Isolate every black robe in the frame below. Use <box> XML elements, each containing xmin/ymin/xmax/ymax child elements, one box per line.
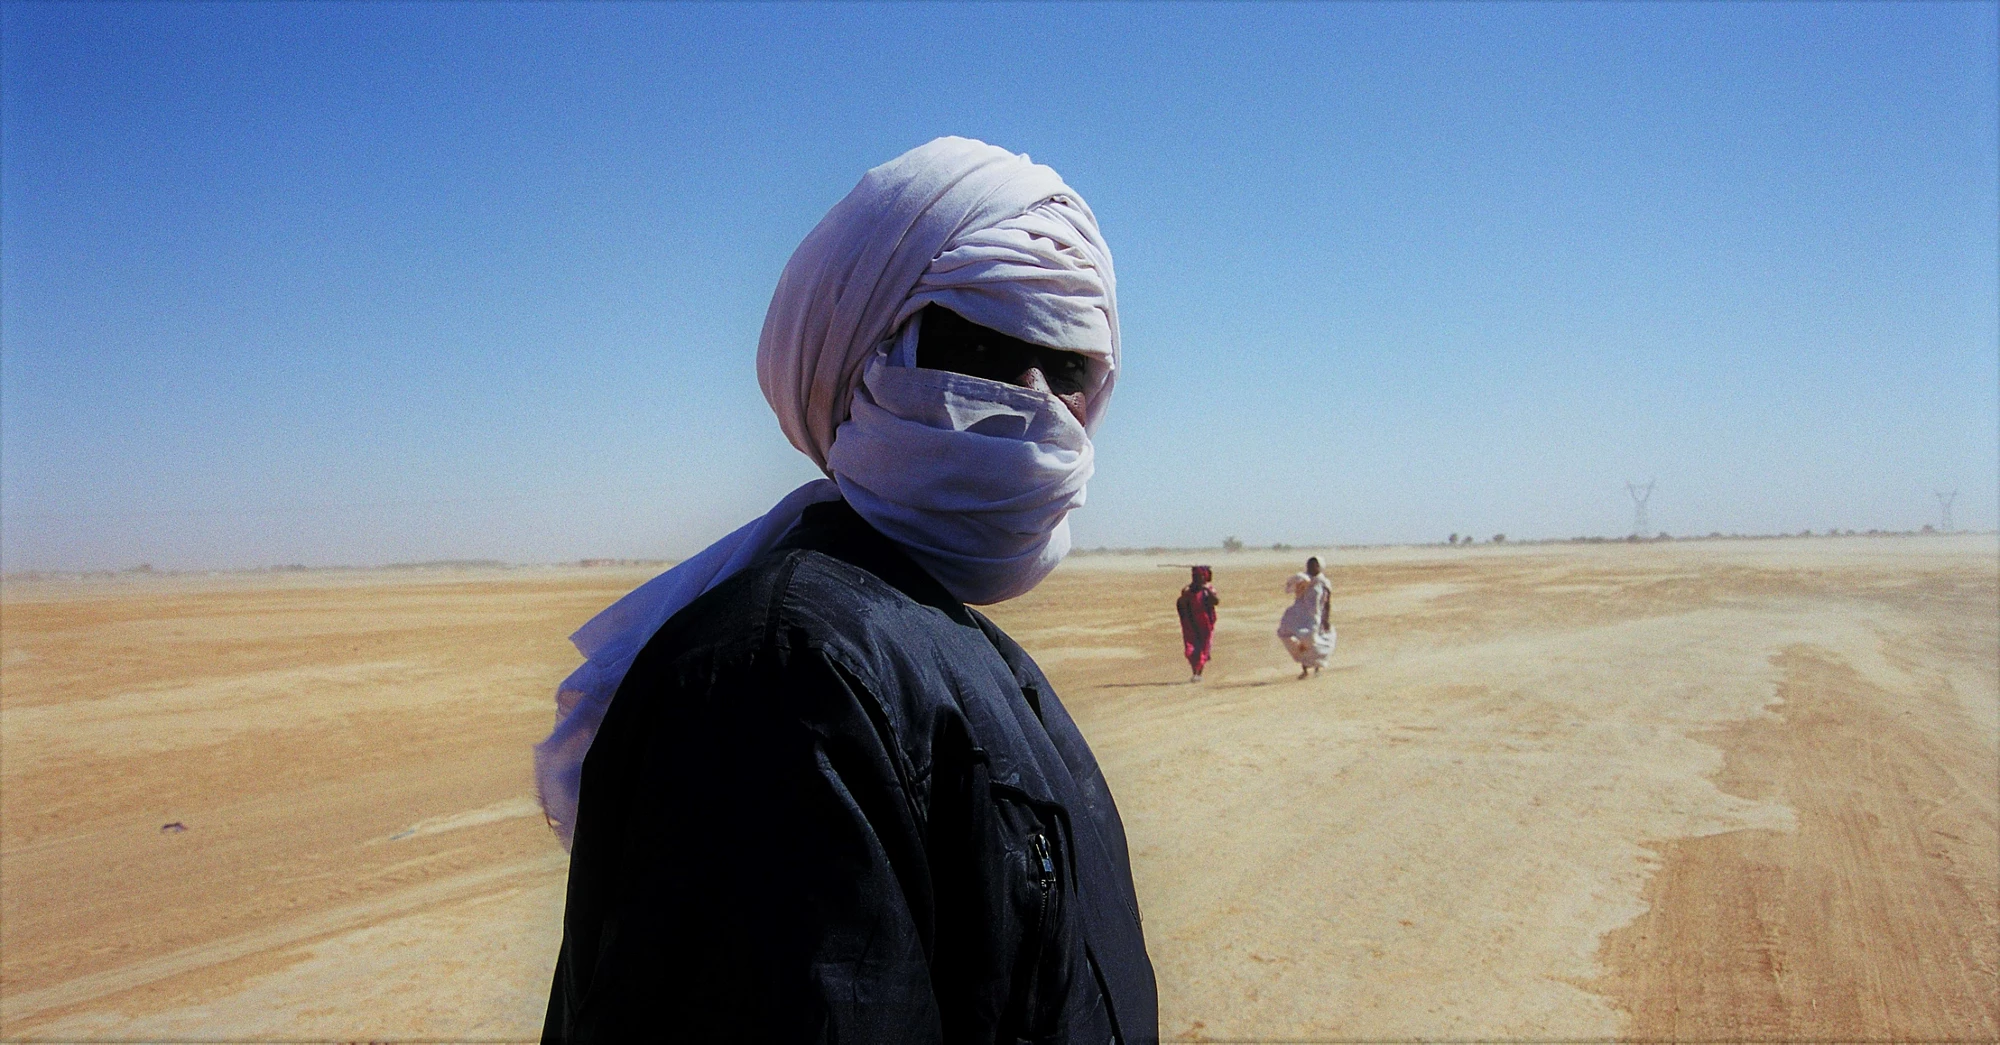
<box><xmin>543</xmin><ymin>500</ymin><xmax>1158</xmax><ymax>1043</ymax></box>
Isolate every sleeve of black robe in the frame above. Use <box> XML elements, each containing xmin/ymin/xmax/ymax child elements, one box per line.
<box><xmin>543</xmin><ymin>644</ymin><xmax>943</xmax><ymax>1044</ymax></box>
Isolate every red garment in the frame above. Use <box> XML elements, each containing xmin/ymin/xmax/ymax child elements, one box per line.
<box><xmin>1176</xmin><ymin>573</ymin><xmax>1219</xmax><ymax>674</ymax></box>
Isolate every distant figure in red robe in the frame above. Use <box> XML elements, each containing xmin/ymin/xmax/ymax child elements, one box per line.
<box><xmin>1176</xmin><ymin>565</ymin><xmax>1220</xmax><ymax>682</ymax></box>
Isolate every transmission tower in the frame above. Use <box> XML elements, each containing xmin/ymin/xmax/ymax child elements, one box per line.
<box><xmin>1626</xmin><ymin>480</ymin><xmax>1655</xmax><ymax>537</ymax></box>
<box><xmin>1936</xmin><ymin>490</ymin><xmax>1957</xmax><ymax>533</ymax></box>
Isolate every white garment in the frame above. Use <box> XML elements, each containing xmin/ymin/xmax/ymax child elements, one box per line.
<box><xmin>1279</xmin><ymin>572</ymin><xmax>1335</xmax><ymax>668</ymax></box>
<box><xmin>533</xmin><ymin>137</ymin><xmax>1116</xmax><ymax>848</ymax></box>
<box><xmin>831</xmin><ymin>341</ymin><xmax>1093</xmax><ymax>605</ymax></box>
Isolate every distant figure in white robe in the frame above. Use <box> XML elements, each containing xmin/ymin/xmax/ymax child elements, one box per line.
<box><xmin>1279</xmin><ymin>556</ymin><xmax>1334</xmax><ymax>678</ymax></box>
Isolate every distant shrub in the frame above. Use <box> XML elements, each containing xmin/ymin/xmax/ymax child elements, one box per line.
<box><xmin>1222</xmin><ymin>536</ymin><xmax>1244</xmax><ymax>552</ymax></box>
<box><xmin>1492</xmin><ymin>534</ymin><xmax>1506</xmax><ymax>544</ymax></box>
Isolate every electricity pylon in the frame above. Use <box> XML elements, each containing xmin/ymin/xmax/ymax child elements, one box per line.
<box><xmin>1936</xmin><ymin>490</ymin><xmax>1957</xmax><ymax>533</ymax></box>
<box><xmin>1627</xmin><ymin>480</ymin><xmax>1655</xmax><ymax>537</ymax></box>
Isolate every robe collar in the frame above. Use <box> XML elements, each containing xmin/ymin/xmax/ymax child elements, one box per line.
<box><xmin>776</xmin><ymin>498</ymin><xmax>981</xmax><ymax>630</ymax></box>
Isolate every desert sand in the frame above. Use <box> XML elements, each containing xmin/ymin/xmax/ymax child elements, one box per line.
<box><xmin>2</xmin><ymin>535</ymin><xmax>1994</xmax><ymax>1041</ymax></box>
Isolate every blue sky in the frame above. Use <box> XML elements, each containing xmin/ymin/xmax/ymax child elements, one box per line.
<box><xmin>3</xmin><ymin>1</ymin><xmax>1995</xmax><ymax>570</ymax></box>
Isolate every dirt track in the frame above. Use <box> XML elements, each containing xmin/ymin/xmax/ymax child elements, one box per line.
<box><xmin>2</xmin><ymin>536</ymin><xmax>1994</xmax><ymax>1041</ymax></box>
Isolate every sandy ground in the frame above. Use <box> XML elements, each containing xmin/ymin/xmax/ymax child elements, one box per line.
<box><xmin>2</xmin><ymin>535</ymin><xmax>1994</xmax><ymax>1042</ymax></box>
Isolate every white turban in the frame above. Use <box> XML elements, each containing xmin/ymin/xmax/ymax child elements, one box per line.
<box><xmin>535</xmin><ymin>137</ymin><xmax>1117</xmax><ymax>848</ymax></box>
<box><xmin>759</xmin><ymin>135</ymin><xmax>1118</xmax><ymax>466</ymax></box>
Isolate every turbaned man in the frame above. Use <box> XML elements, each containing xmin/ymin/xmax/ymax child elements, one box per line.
<box><xmin>535</xmin><ymin>137</ymin><xmax>1157</xmax><ymax>1044</ymax></box>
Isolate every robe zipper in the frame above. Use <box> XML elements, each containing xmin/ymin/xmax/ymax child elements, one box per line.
<box><xmin>1011</xmin><ymin>829</ymin><xmax>1058</xmax><ymax>1038</ymax></box>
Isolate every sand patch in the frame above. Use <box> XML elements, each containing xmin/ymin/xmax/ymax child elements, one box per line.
<box><xmin>379</xmin><ymin>796</ymin><xmax>544</xmax><ymax>843</ymax></box>
<box><xmin>1028</xmin><ymin>645</ymin><xmax>1149</xmax><ymax>665</ymax></box>
<box><xmin>1594</xmin><ymin>644</ymin><xmax>1999</xmax><ymax>1040</ymax></box>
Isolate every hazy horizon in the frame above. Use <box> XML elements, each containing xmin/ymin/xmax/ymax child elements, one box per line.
<box><xmin>5</xmin><ymin>2</ymin><xmax>1995</xmax><ymax>573</ymax></box>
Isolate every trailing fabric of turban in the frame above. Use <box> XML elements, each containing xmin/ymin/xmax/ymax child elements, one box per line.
<box><xmin>535</xmin><ymin>137</ymin><xmax>1117</xmax><ymax>847</ymax></box>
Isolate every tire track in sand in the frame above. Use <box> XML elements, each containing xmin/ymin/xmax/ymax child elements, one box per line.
<box><xmin>1593</xmin><ymin>644</ymin><xmax>1999</xmax><ymax>1039</ymax></box>
<box><xmin>1</xmin><ymin>849</ymin><xmax>566</xmax><ymax>1027</ymax></box>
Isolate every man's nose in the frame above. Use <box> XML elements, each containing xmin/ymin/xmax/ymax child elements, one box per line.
<box><xmin>1015</xmin><ymin>366</ymin><xmax>1090</xmax><ymax>426</ymax></box>
<box><xmin>1014</xmin><ymin>367</ymin><xmax>1052</xmax><ymax>394</ymax></box>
